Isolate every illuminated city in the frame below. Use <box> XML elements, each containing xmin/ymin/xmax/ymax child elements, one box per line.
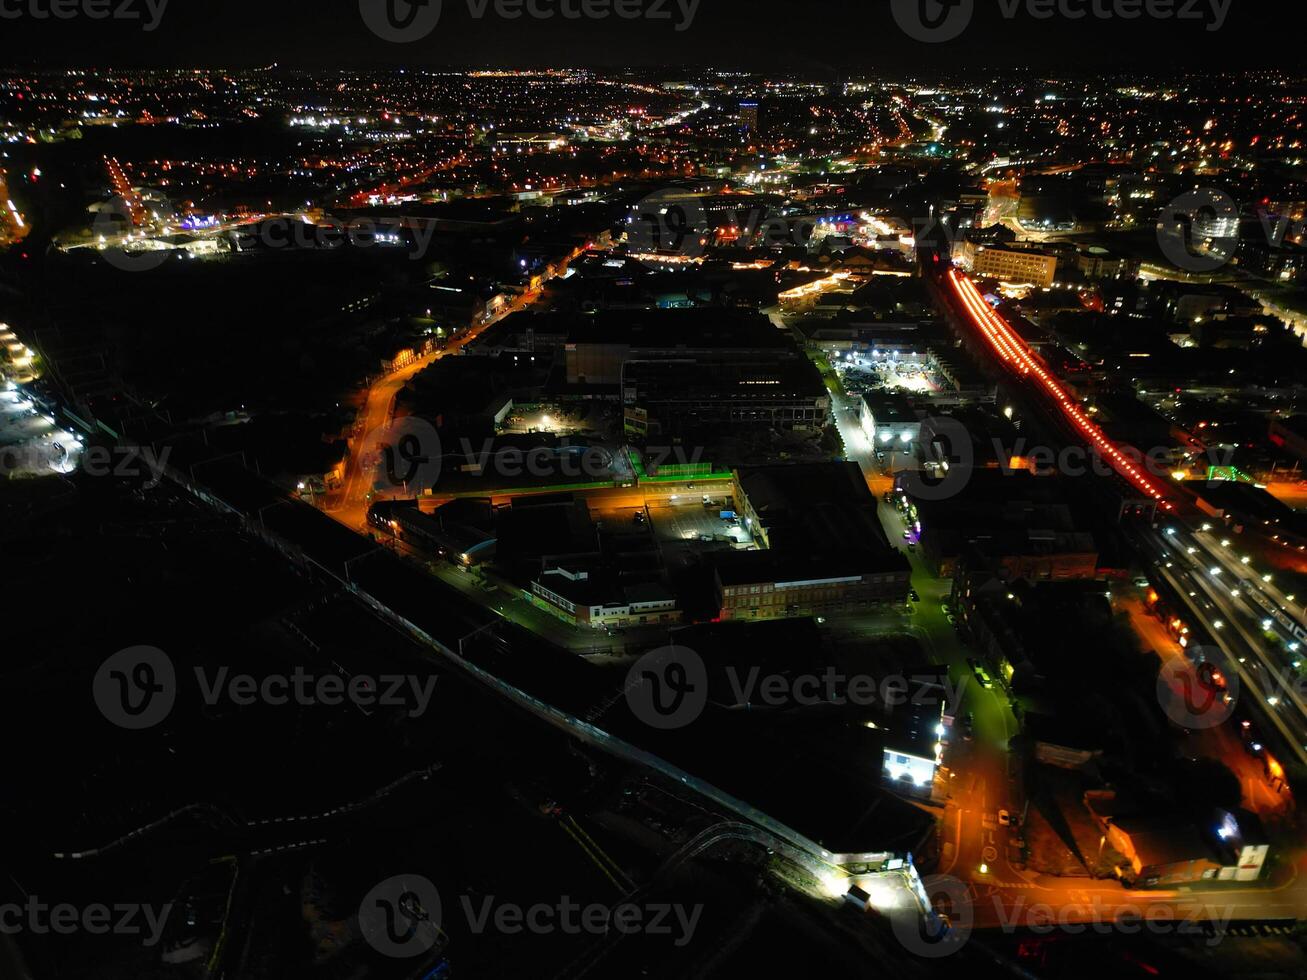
<box><xmin>1</xmin><ymin>3</ymin><xmax>1305</xmax><ymax>979</ymax></box>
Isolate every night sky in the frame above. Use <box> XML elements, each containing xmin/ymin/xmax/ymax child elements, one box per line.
<box><xmin>0</xmin><ymin>0</ymin><xmax>1294</xmax><ymax>72</ymax></box>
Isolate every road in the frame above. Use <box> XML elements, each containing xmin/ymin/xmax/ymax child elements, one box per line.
<box><xmin>329</xmin><ymin>289</ymin><xmax>542</xmax><ymax>530</ymax></box>
<box><xmin>1118</xmin><ymin>593</ymin><xmax>1294</xmax><ymax>823</ymax></box>
<box><xmin>909</xmin><ymin>263</ymin><xmax>1307</xmax><ymax>924</ymax></box>
<box><xmin>1138</xmin><ymin>523</ymin><xmax>1307</xmax><ymax>769</ymax></box>
<box><xmin>825</xmin><ymin>382</ymin><xmax>1028</xmax><ymax>893</ymax></box>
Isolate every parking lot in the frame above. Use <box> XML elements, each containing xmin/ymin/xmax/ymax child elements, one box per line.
<box><xmin>0</xmin><ymin>385</ymin><xmax>83</xmax><ymax>477</ymax></box>
<box><xmin>648</xmin><ymin>498</ymin><xmax>754</xmax><ymax>548</ymax></box>
<box><xmin>832</xmin><ymin>352</ymin><xmax>940</xmax><ymax>395</ymax></box>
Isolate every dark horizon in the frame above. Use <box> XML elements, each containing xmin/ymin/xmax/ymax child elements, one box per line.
<box><xmin>2</xmin><ymin>0</ymin><xmax>1293</xmax><ymax>72</ymax></box>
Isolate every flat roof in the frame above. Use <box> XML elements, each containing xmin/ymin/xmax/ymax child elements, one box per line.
<box><xmin>737</xmin><ymin>461</ymin><xmax>898</xmax><ymax>556</ymax></box>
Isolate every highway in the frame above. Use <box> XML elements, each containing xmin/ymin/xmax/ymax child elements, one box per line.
<box><xmin>1138</xmin><ymin>523</ymin><xmax>1307</xmax><ymax>769</ymax></box>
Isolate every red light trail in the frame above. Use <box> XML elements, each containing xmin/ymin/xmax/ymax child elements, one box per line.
<box><xmin>946</xmin><ymin>266</ymin><xmax>1175</xmax><ymax>511</ymax></box>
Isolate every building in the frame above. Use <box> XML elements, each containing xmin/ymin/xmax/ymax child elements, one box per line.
<box><xmin>1238</xmin><ymin>239</ymin><xmax>1307</xmax><ymax>283</ymax></box>
<box><xmin>738</xmin><ymin>101</ymin><xmax>759</xmax><ymax>132</ymax></box>
<box><xmin>1076</xmin><ymin>245</ymin><xmax>1139</xmax><ymax>281</ymax></box>
<box><xmin>879</xmin><ymin>665</ymin><xmax>950</xmax><ymax>797</ymax></box>
<box><xmin>712</xmin><ymin>462</ymin><xmax>911</xmax><ymax>620</ymax></box>
<box><xmin>529</xmin><ymin>562</ymin><xmax>679</xmax><ymax>630</ymax></box>
<box><xmin>859</xmin><ymin>391</ymin><xmax>921</xmax><ymax>449</ymax></box>
<box><xmin>559</xmin><ymin>309</ymin><xmax>796</xmax><ymax>387</ymax></box>
<box><xmin>622</xmin><ymin>357</ymin><xmax>829</xmax><ymax>437</ymax></box>
<box><xmin>1087</xmin><ymin>799</ymin><xmax>1270</xmax><ymax>888</ymax></box>
<box><xmin>971</xmin><ymin>245</ymin><xmax>1058</xmax><ymax>288</ymax></box>
<box><xmin>911</xmin><ymin>470</ymin><xmax>1100</xmax><ymax>579</ymax></box>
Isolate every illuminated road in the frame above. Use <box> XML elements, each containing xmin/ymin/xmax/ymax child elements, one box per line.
<box><xmin>826</xmin><ymin>379</ymin><xmax>1027</xmax><ymax>892</ymax></box>
<box><xmin>945</xmin><ymin>267</ymin><xmax>1174</xmax><ymax>511</ymax></box>
<box><xmin>1141</xmin><ymin>524</ymin><xmax>1307</xmax><ymax>768</ymax></box>
<box><xmin>937</xmin><ymin>264</ymin><xmax>1307</xmax><ymax>767</ymax></box>
<box><xmin>329</xmin><ymin>290</ymin><xmax>542</xmax><ymax>530</ymax></box>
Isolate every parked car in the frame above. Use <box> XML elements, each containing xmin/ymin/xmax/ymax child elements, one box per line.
<box><xmin>909</xmin><ymin>589</ymin><xmax>921</xmax><ymax>602</ymax></box>
<box><xmin>998</xmin><ymin>809</ymin><xmax>1012</xmax><ymax>827</ymax></box>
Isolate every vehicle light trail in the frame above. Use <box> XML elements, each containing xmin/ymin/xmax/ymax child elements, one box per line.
<box><xmin>946</xmin><ymin>267</ymin><xmax>1174</xmax><ymax>510</ymax></box>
